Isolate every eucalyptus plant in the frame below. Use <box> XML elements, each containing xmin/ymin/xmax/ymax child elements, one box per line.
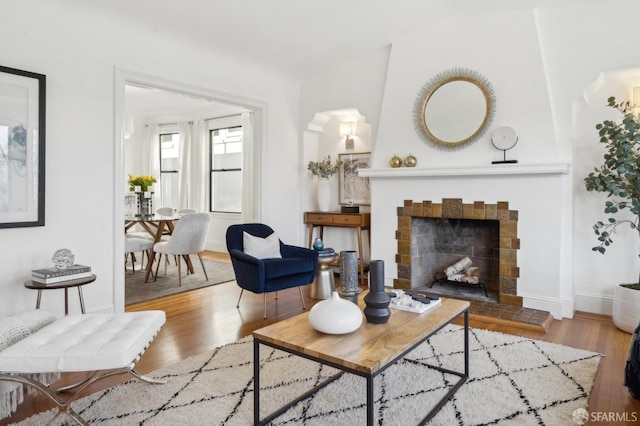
<box><xmin>584</xmin><ymin>96</ymin><xmax>640</xmax><ymax>284</ymax></box>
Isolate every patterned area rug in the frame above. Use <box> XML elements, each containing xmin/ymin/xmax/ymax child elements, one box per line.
<box><xmin>125</xmin><ymin>258</ymin><xmax>236</xmax><ymax>305</ymax></box>
<box><xmin>14</xmin><ymin>325</ymin><xmax>601</xmax><ymax>425</ymax></box>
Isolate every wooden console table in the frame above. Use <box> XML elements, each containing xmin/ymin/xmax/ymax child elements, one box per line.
<box><xmin>304</xmin><ymin>211</ymin><xmax>371</xmax><ymax>285</ymax></box>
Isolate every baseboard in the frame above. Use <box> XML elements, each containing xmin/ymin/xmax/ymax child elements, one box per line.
<box><xmin>519</xmin><ymin>292</ymin><xmax>567</xmax><ymax>319</ymax></box>
<box><xmin>573</xmin><ymin>291</ymin><xmax>613</xmax><ymax>316</ymax></box>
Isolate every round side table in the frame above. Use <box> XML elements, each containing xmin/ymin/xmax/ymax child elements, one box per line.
<box><xmin>310</xmin><ymin>254</ymin><xmax>338</xmax><ymax>300</ymax></box>
<box><xmin>24</xmin><ymin>274</ymin><xmax>96</xmax><ymax>315</ymax></box>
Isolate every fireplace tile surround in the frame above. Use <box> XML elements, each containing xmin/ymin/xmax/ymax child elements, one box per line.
<box><xmin>395</xmin><ymin>198</ymin><xmax>523</xmax><ymax>307</ymax></box>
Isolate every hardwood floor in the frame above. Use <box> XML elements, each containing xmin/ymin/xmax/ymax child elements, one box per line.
<box><xmin>3</xmin><ymin>251</ymin><xmax>640</xmax><ymax>425</ymax></box>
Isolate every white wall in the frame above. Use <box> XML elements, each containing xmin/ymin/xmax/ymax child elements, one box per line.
<box><xmin>0</xmin><ymin>1</ymin><xmax>300</xmax><ymax>316</ymax></box>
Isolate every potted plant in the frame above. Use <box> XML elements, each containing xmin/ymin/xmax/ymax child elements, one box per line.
<box><xmin>307</xmin><ymin>155</ymin><xmax>342</xmax><ymax>212</ymax></box>
<box><xmin>584</xmin><ymin>96</ymin><xmax>640</xmax><ymax>333</ymax></box>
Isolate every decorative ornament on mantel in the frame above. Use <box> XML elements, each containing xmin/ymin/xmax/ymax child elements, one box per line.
<box><xmin>403</xmin><ymin>153</ymin><xmax>417</xmax><ymax>167</ymax></box>
<box><xmin>491</xmin><ymin>126</ymin><xmax>519</xmax><ymax>164</ymax></box>
<box><xmin>389</xmin><ymin>154</ymin><xmax>402</xmax><ymax>168</ymax></box>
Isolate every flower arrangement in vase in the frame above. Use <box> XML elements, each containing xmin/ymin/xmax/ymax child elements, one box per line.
<box><xmin>307</xmin><ymin>155</ymin><xmax>342</xmax><ymax>179</ymax></box>
<box><xmin>128</xmin><ymin>174</ymin><xmax>157</xmax><ymax>192</ymax></box>
<box><xmin>308</xmin><ymin>156</ymin><xmax>342</xmax><ymax>212</ymax></box>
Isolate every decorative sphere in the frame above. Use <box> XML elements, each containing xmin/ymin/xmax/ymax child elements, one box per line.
<box><xmin>312</xmin><ymin>238</ymin><xmax>324</xmax><ymax>251</ymax></box>
<box><xmin>389</xmin><ymin>154</ymin><xmax>402</xmax><ymax>168</ymax></box>
<box><xmin>52</xmin><ymin>248</ymin><xmax>75</xmax><ymax>269</ymax></box>
<box><xmin>404</xmin><ymin>153</ymin><xmax>417</xmax><ymax>167</ymax></box>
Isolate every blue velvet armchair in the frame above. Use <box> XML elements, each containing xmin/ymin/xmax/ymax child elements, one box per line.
<box><xmin>226</xmin><ymin>223</ymin><xmax>318</xmax><ymax>318</ymax></box>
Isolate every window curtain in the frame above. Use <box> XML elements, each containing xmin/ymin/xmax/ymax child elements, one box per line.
<box><xmin>143</xmin><ymin>124</ymin><xmax>160</xmax><ymax>177</ymax></box>
<box><xmin>241</xmin><ymin>111</ymin><xmax>255</xmax><ymax>222</ymax></box>
<box><xmin>174</xmin><ymin>120</ymin><xmax>207</xmax><ymax>212</ymax></box>
<box><xmin>189</xmin><ymin>119</ymin><xmax>207</xmax><ymax>212</ymax></box>
<box><xmin>178</xmin><ymin>122</ymin><xmax>191</xmax><ymax>209</ymax></box>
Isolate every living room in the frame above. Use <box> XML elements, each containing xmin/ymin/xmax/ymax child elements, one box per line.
<box><xmin>1</xmin><ymin>0</ymin><xmax>640</xmax><ymax>423</ymax></box>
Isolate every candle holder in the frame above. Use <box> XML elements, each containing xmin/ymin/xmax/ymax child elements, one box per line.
<box><xmin>338</xmin><ymin>250</ymin><xmax>362</xmax><ymax>304</ymax></box>
<box><xmin>135</xmin><ymin>190</ymin><xmax>154</xmax><ymax>217</ymax></box>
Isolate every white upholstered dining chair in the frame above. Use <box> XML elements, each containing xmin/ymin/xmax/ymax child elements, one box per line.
<box><xmin>125</xmin><ymin>236</ymin><xmax>154</xmax><ymax>274</ymax></box>
<box><xmin>153</xmin><ymin>212</ymin><xmax>210</xmax><ymax>287</ymax></box>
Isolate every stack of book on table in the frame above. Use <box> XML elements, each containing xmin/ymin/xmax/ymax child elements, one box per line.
<box><xmin>31</xmin><ymin>264</ymin><xmax>92</xmax><ymax>284</ymax></box>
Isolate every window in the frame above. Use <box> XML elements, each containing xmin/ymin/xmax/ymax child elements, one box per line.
<box><xmin>159</xmin><ymin>132</ymin><xmax>180</xmax><ymax>208</ymax></box>
<box><xmin>210</xmin><ymin>126</ymin><xmax>242</xmax><ymax>213</ymax></box>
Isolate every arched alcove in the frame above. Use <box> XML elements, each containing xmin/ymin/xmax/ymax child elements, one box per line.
<box><xmin>301</xmin><ymin>108</ymin><xmax>372</xmax><ymax>260</ymax></box>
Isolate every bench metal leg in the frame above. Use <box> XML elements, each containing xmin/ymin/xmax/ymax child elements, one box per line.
<box><xmin>0</xmin><ymin>366</ymin><xmax>166</xmax><ymax>425</ymax></box>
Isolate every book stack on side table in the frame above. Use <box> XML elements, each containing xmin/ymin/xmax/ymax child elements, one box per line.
<box><xmin>31</xmin><ymin>264</ymin><xmax>92</xmax><ymax>285</ymax></box>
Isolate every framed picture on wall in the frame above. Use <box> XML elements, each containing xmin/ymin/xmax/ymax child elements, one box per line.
<box><xmin>339</xmin><ymin>152</ymin><xmax>371</xmax><ymax>205</ymax></box>
<box><xmin>0</xmin><ymin>65</ymin><xmax>46</xmax><ymax>228</ymax></box>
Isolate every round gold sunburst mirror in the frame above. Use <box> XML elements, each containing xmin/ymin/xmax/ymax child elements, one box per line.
<box><xmin>413</xmin><ymin>68</ymin><xmax>495</xmax><ymax>150</ymax></box>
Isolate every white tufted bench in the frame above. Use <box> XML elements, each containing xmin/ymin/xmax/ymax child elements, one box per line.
<box><xmin>0</xmin><ymin>310</ymin><xmax>166</xmax><ymax>425</ymax></box>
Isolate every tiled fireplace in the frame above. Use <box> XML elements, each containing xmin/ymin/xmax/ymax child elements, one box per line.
<box><xmin>394</xmin><ymin>198</ymin><xmax>523</xmax><ymax>307</ymax></box>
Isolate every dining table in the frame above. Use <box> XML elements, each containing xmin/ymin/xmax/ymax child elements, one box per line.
<box><xmin>125</xmin><ymin>213</ymin><xmax>193</xmax><ymax>283</ymax></box>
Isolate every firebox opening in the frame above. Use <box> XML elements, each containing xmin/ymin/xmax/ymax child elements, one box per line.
<box><xmin>411</xmin><ymin>217</ymin><xmax>499</xmax><ymax>303</ymax></box>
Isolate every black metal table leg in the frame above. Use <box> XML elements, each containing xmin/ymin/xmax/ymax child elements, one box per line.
<box><xmin>367</xmin><ymin>374</ymin><xmax>374</xmax><ymax>425</ymax></box>
<box><xmin>254</xmin><ymin>339</ymin><xmax>260</xmax><ymax>425</ymax></box>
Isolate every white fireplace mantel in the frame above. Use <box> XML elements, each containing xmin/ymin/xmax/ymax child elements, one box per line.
<box><xmin>359</xmin><ymin>162</ymin><xmax>570</xmax><ymax>179</ymax></box>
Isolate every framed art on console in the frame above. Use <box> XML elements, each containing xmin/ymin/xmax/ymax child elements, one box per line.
<box><xmin>339</xmin><ymin>152</ymin><xmax>370</xmax><ymax>205</ymax></box>
<box><xmin>0</xmin><ymin>65</ymin><xmax>46</xmax><ymax>228</ymax></box>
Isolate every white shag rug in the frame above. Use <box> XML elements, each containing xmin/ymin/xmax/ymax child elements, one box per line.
<box><xmin>13</xmin><ymin>325</ymin><xmax>601</xmax><ymax>425</ymax></box>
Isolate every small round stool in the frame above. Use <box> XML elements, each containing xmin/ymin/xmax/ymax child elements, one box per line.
<box><xmin>310</xmin><ymin>253</ymin><xmax>338</xmax><ymax>299</ymax></box>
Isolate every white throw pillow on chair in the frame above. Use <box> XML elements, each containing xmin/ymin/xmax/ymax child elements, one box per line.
<box><xmin>243</xmin><ymin>231</ymin><xmax>282</xmax><ymax>259</ymax></box>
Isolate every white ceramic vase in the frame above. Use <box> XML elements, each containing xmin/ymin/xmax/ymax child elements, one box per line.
<box><xmin>612</xmin><ymin>284</ymin><xmax>640</xmax><ymax>333</ymax></box>
<box><xmin>308</xmin><ymin>291</ymin><xmax>363</xmax><ymax>334</ymax></box>
<box><xmin>317</xmin><ymin>177</ymin><xmax>331</xmax><ymax>212</ymax></box>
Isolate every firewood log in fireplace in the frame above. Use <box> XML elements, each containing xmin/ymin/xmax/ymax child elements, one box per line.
<box><xmin>444</xmin><ymin>257</ymin><xmax>481</xmax><ymax>284</ymax></box>
<box><xmin>430</xmin><ymin>256</ymin><xmax>489</xmax><ymax>297</ymax></box>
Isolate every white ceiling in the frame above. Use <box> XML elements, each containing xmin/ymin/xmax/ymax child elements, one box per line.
<box><xmin>74</xmin><ymin>0</ymin><xmax>617</xmax><ymax>115</ymax></box>
<box><xmin>61</xmin><ymin>0</ymin><xmax>614</xmax><ymax>81</ymax></box>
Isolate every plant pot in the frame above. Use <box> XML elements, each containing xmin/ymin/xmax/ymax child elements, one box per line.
<box><xmin>613</xmin><ymin>284</ymin><xmax>640</xmax><ymax>333</ymax></box>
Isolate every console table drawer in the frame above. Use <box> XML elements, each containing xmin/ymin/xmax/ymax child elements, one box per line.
<box><xmin>332</xmin><ymin>214</ymin><xmax>365</xmax><ymax>225</ymax></box>
<box><xmin>305</xmin><ymin>213</ymin><xmax>334</xmax><ymax>224</ymax></box>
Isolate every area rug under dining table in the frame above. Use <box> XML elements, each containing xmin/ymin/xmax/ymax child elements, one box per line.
<box><xmin>14</xmin><ymin>324</ymin><xmax>601</xmax><ymax>425</ymax></box>
<box><xmin>125</xmin><ymin>258</ymin><xmax>236</xmax><ymax>305</ymax></box>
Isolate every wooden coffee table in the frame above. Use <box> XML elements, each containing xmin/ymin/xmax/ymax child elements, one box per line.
<box><xmin>252</xmin><ymin>295</ymin><xmax>469</xmax><ymax>425</ymax></box>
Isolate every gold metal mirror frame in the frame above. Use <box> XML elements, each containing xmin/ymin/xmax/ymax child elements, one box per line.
<box><xmin>413</xmin><ymin>68</ymin><xmax>495</xmax><ymax>150</ymax></box>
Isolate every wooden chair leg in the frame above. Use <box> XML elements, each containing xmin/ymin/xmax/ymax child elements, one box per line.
<box><xmin>263</xmin><ymin>293</ymin><xmax>267</xmax><ymax>319</ymax></box>
<box><xmin>298</xmin><ymin>286</ymin><xmax>306</xmax><ymax>310</ymax></box>
<box><xmin>236</xmin><ymin>289</ymin><xmax>244</xmax><ymax>308</ymax></box>
<box><xmin>154</xmin><ymin>254</ymin><xmax>162</xmax><ymax>282</ymax></box>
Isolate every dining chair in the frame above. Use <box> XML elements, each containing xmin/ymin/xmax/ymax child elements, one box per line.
<box><xmin>125</xmin><ymin>236</ymin><xmax>154</xmax><ymax>274</ymax></box>
<box><xmin>153</xmin><ymin>212</ymin><xmax>210</xmax><ymax>287</ymax></box>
